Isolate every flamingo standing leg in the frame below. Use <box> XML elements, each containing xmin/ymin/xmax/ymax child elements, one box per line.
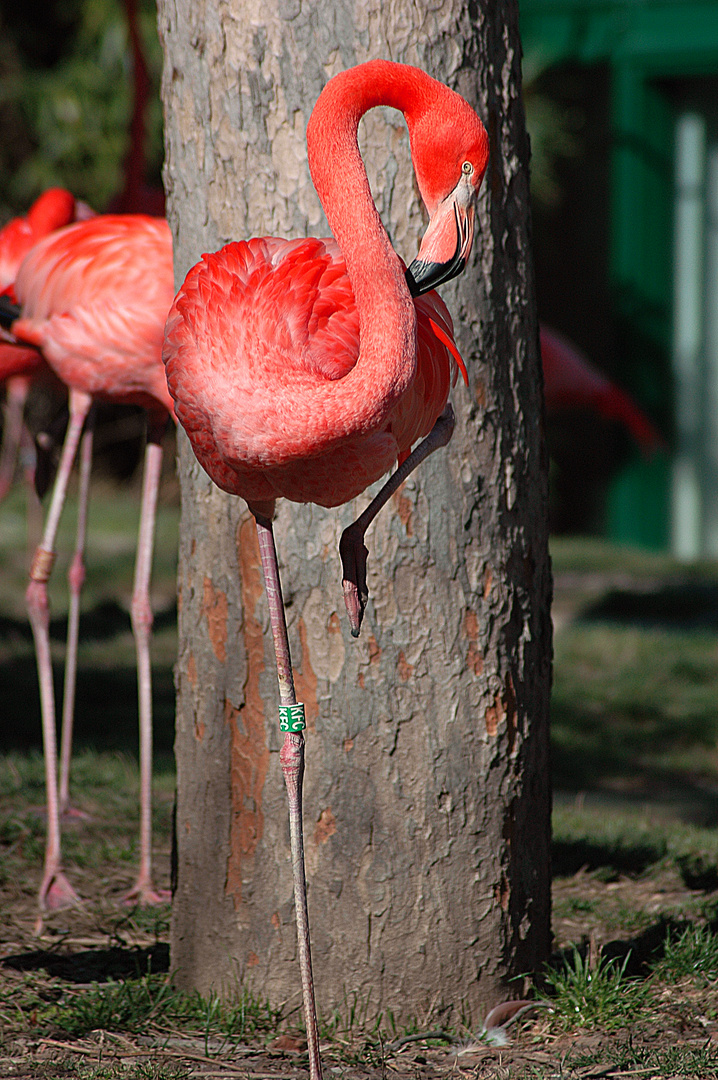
<box><xmin>122</xmin><ymin>415</ymin><xmax>170</xmax><ymax>906</ymax></box>
<box><xmin>0</xmin><ymin>376</ymin><xmax>29</xmax><ymax>500</ymax></box>
<box><xmin>340</xmin><ymin>404</ymin><xmax>455</xmax><ymax>635</ymax></box>
<box><xmin>252</xmin><ymin>507</ymin><xmax>322</xmax><ymax>1080</ymax></box>
<box><xmin>58</xmin><ymin>408</ymin><xmax>95</xmax><ymax>818</ymax></box>
<box><xmin>26</xmin><ymin>387</ymin><xmax>93</xmax><ymax>919</ymax></box>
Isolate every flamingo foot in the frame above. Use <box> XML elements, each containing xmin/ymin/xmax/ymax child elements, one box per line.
<box><xmin>121</xmin><ymin>879</ymin><xmax>171</xmax><ymax>907</ymax></box>
<box><xmin>39</xmin><ymin>869</ymin><xmax>82</xmax><ymax>913</ymax></box>
<box><xmin>339</xmin><ymin>523</ymin><xmax>369</xmax><ymax>637</ymax></box>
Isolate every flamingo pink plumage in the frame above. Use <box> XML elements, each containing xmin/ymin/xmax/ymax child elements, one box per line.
<box><xmin>3</xmin><ymin>213</ymin><xmax>175</xmax><ymax>920</ymax></box>
<box><xmin>163</xmin><ymin>60</ymin><xmax>488</xmax><ymax>1080</ymax></box>
<box><xmin>0</xmin><ymin>188</ymin><xmax>92</xmax><ymax>499</ymax></box>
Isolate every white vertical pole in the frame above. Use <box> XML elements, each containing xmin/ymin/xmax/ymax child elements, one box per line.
<box><xmin>702</xmin><ymin>141</ymin><xmax>718</xmax><ymax>555</ymax></box>
<box><xmin>671</xmin><ymin>112</ymin><xmax>706</xmax><ymax>560</ymax></box>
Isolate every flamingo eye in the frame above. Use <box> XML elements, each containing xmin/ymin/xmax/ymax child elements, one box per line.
<box><xmin>461</xmin><ymin>161</ymin><xmax>473</xmax><ymax>175</ymax></box>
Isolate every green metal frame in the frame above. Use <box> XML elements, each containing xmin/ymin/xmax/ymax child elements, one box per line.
<box><xmin>521</xmin><ymin>0</ymin><xmax>718</xmax><ymax>548</ymax></box>
<box><xmin>520</xmin><ymin>0</ymin><xmax>718</xmax><ymax>76</ymax></box>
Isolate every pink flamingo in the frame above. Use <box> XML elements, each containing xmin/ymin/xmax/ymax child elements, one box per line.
<box><xmin>163</xmin><ymin>60</ymin><xmax>488</xmax><ymax>1079</ymax></box>
<box><xmin>1</xmin><ymin>213</ymin><xmax>175</xmax><ymax>919</ymax></box>
<box><xmin>540</xmin><ymin>325</ymin><xmax>663</xmax><ymax>452</ymax></box>
<box><xmin>0</xmin><ymin>188</ymin><xmax>92</xmax><ymax>500</ymax></box>
<box><xmin>0</xmin><ymin>189</ymin><xmax>98</xmax><ymax>834</ymax></box>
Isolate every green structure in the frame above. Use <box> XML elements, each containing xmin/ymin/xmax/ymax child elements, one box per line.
<box><xmin>520</xmin><ymin>0</ymin><xmax>718</xmax><ymax>553</ymax></box>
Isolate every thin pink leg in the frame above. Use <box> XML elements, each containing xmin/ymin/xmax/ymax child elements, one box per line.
<box><xmin>27</xmin><ymin>388</ymin><xmax>93</xmax><ymax>924</ymax></box>
<box><xmin>0</xmin><ymin>376</ymin><xmax>29</xmax><ymax>500</ymax></box>
<box><xmin>340</xmin><ymin>404</ymin><xmax>455</xmax><ymax>635</ymax></box>
<box><xmin>122</xmin><ymin>416</ymin><xmax>170</xmax><ymax>906</ymax></box>
<box><xmin>58</xmin><ymin>410</ymin><xmax>95</xmax><ymax>818</ymax></box>
<box><xmin>254</xmin><ymin>510</ymin><xmax>323</xmax><ymax>1080</ymax></box>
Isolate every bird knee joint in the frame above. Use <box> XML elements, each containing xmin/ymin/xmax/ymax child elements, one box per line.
<box><xmin>131</xmin><ymin>597</ymin><xmax>154</xmax><ymax>635</ymax></box>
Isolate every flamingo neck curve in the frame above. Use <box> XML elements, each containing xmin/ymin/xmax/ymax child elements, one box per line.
<box><xmin>306</xmin><ymin>61</ymin><xmax>447</xmax><ymax>419</ymax></box>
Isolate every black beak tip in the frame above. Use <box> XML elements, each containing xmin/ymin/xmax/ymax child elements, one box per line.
<box><xmin>405</xmin><ymin>256</ymin><xmax>466</xmax><ymax>298</ymax></box>
<box><xmin>0</xmin><ymin>294</ymin><xmax>20</xmax><ymax>330</ymax></box>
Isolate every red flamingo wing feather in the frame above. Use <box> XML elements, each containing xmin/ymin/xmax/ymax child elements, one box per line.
<box><xmin>164</xmin><ymin>241</ymin><xmax>461</xmax><ymax>507</ymax></box>
<box><xmin>0</xmin><ymin>189</ymin><xmax>81</xmax><ymax>291</ymax></box>
<box><xmin>165</xmin><ymin>237</ymin><xmax>360</xmax><ymax>476</ymax></box>
<box><xmin>388</xmin><ymin>291</ymin><xmax>458</xmax><ymax>465</ymax></box>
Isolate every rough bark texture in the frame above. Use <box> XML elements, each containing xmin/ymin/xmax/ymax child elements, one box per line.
<box><xmin>158</xmin><ymin>0</ymin><xmax>552</xmax><ymax>1024</ymax></box>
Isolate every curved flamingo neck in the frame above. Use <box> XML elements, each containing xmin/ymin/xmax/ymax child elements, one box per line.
<box><xmin>306</xmin><ymin>62</ymin><xmax>443</xmax><ymax>412</ymax></box>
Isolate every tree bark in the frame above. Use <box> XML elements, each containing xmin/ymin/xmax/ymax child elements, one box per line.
<box><xmin>158</xmin><ymin>0</ymin><xmax>552</xmax><ymax>1024</ymax></box>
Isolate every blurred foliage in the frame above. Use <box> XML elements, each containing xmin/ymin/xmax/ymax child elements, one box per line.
<box><xmin>523</xmin><ymin>50</ymin><xmax>584</xmax><ymax>210</ymax></box>
<box><xmin>0</xmin><ymin>0</ymin><xmax>163</xmax><ymax>222</ymax></box>
<box><xmin>0</xmin><ymin>8</ymin><xmax>573</xmax><ymax>222</ymax></box>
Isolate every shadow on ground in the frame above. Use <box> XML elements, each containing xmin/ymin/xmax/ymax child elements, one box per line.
<box><xmin>549</xmin><ymin>913</ymin><xmax>718</xmax><ymax>979</ymax></box>
<box><xmin>583</xmin><ymin>581</ymin><xmax>718</xmax><ymax>631</ymax></box>
<box><xmin>0</xmin><ymin>600</ymin><xmax>177</xmax><ymax>755</ymax></box>
<box><xmin>552</xmin><ymin>575</ymin><xmax>718</xmax><ymax>827</ymax></box>
<box><xmin>2</xmin><ymin>943</ymin><xmax>169</xmax><ymax>983</ymax></box>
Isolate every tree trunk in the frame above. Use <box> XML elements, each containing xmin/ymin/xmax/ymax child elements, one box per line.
<box><xmin>158</xmin><ymin>0</ymin><xmax>552</xmax><ymax>1024</ymax></box>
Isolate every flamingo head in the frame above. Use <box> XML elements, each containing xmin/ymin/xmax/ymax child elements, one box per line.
<box><xmin>405</xmin><ymin>100</ymin><xmax>488</xmax><ymax>296</ymax></box>
<box><xmin>26</xmin><ymin>188</ymin><xmax>78</xmax><ymax>239</ymax></box>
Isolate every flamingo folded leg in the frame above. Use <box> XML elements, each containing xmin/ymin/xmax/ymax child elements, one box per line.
<box><xmin>340</xmin><ymin>403</ymin><xmax>455</xmax><ymax>636</ymax></box>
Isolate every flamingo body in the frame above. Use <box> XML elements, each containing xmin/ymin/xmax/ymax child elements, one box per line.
<box><xmin>13</xmin><ymin>215</ymin><xmax>174</xmax><ymax>418</ymax></box>
<box><xmin>165</xmin><ymin>235</ymin><xmax>461</xmax><ymax>508</ymax></box>
<box><xmin>0</xmin><ymin>189</ymin><xmax>90</xmax><ymax>502</ymax></box>
<box><xmin>540</xmin><ymin>325</ymin><xmax>662</xmax><ymax>452</ymax></box>
<box><xmin>3</xmin><ymin>210</ymin><xmax>176</xmax><ymax>917</ymax></box>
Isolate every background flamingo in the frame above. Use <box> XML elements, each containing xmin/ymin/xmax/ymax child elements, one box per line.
<box><xmin>0</xmin><ymin>188</ymin><xmax>93</xmax><ymax>501</ymax></box>
<box><xmin>164</xmin><ymin>60</ymin><xmax>488</xmax><ymax>1080</ymax></box>
<box><xmin>0</xmin><ymin>213</ymin><xmax>175</xmax><ymax>920</ymax></box>
<box><xmin>540</xmin><ymin>324</ymin><xmax>663</xmax><ymax>451</ymax></box>
<box><xmin>0</xmin><ymin>191</ymin><xmax>98</xmax><ymax>820</ymax></box>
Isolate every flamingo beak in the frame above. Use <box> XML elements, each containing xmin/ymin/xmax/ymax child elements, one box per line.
<box><xmin>405</xmin><ymin>176</ymin><xmax>476</xmax><ymax>297</ymax></box>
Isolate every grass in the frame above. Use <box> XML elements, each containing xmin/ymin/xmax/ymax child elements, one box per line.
<box><xmin>543</xmin><ymin>947</ymin><xmax>647</xmax><ymax>1029</ymax></box>
<box><xmin>40</xmin><ymin>975</ymin><xmax>283</xmax><ymax>1043</ymax></box>
<box><xmin>0</xmin><ymin>478</ymin><xmax>179</xmax><ymax>756</ymax></box>
<box><xmin>1</xmin><ymin>481</ymin><xmax>718</xmax><ymax>1074</ymax></box>
<box><xmin>651</xmin><ymin>923</ymin><xmax>718</xmax><ymax>984</ymax></box>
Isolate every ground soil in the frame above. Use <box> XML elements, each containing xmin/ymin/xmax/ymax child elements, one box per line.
<box><xmin>0</xmin><ymin>850</ymin><xmax>717</xmax><ymax>1079</ymax></box>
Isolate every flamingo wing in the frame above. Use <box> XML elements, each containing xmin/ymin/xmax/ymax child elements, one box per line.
<box><xmin>387</xmin><ymin>290</ymin><xmax>459</xmax><ymax>466</ymax></box>
<box><xmin>0</xmin><ymin>343</ymin><xmax>46</xmax><ymax>381</ymax></box>
<box><xmin>164</xmin><ymin>236</ymin><xmax>463</xmax><ymax>506</ymax></box>
<box><xmin>165</xmin><ymin>237</ymin><xmax>359</xmax><ymax>470</ymax></box>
